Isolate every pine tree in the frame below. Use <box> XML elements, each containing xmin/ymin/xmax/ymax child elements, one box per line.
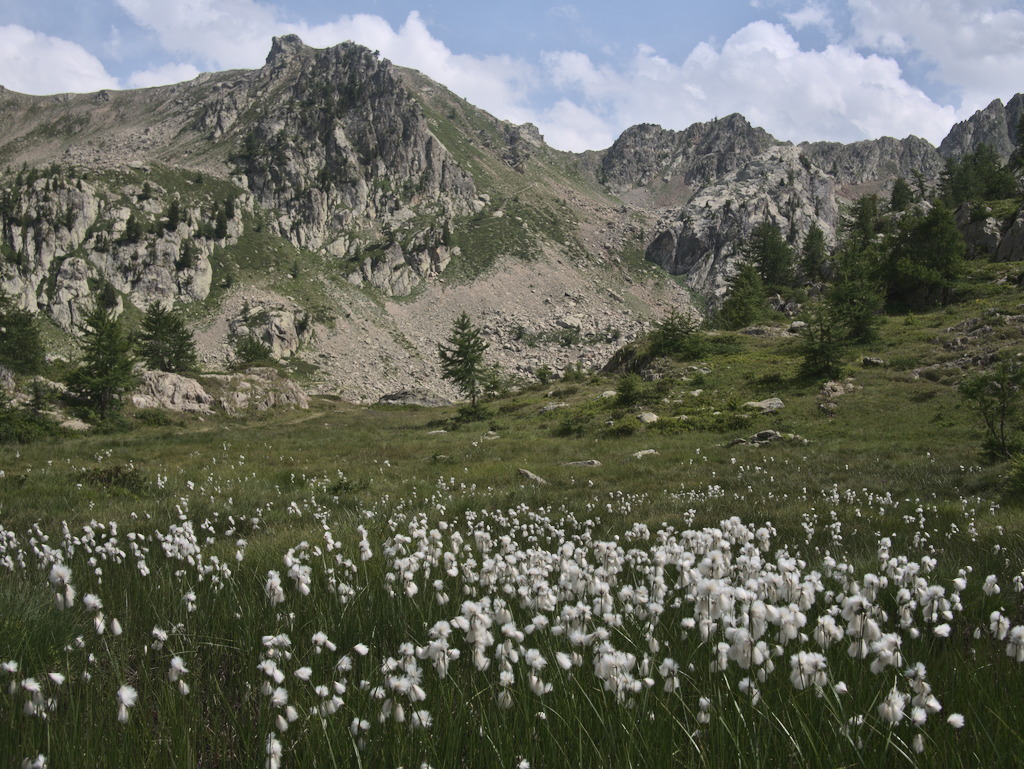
<box><xmin>67</xmin><ymin>305</ymin><xmax>137</xmax><ymax>421</ymax></box>
<box><xmin>883</xmin><ymin>203</ymin><xmax>965</xmax><ymax>310</ymax></box>
<box><xmin>799</xmin><ymin>224</ymin><xmax>827</xmax><ymax>282</ymax></box>
<box><xmin>889</xmin><ymin>178</ymin><xmax>914</xmax><ymax>212</ymax></box>
<box><xmin>716</xmin><ymin>263</ymin><xmax>767</xmax><ymax>330</ymax></box>
<box><xmin>137</xmin><ymin>302</ymin><xmax>198</xmax><ymax>373</ymax></box>
<box><xmin>0</xmin><ymin>290</ymin><xmax>44</xmax><ymax>374</ymax></box>
<box><xmin>438</xmin><ymin>312</ymin><xmax>488</xmax><ymax>407</ymax></box>
<box><xmin>745</xmin><ymin>219</ymin><xmax>793</xmax><ymax>289</ymax></box>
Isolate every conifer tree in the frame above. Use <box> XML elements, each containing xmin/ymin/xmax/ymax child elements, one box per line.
<box><xmin>137</xmin><ymin>302</ymin><xmax>198</xmax><ymax>373</ymax></box>
<box><xmin>438</xmin><ymin>312</ymin><xmax>488</xmax><ymax>407</ymax></box>
<box><xmin>0</xmin><ymin>289</ymin><xmax>44</xmax><ymax>374</ymax></box>
<box><xmin>67</xmin><ymin>305</ymin><xmax>137</xmax><ymax>421</ymax></box>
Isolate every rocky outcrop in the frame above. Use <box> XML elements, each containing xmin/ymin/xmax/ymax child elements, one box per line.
<box><xmin>644</xmin><ymin>144</ymin><xmax>840</xmax><ymax>295</ymax></box>
<box><xmin>1</xmin><ymin>168</ymin><xmax>236</xmax><ymax>329</ymax></box>
<box><xmin>600</xmin><ymin>115</ymin><xmax>777</xmax><ymax>196</ymax></box>
<box><xmin>229</xmin><ymin>302</ymin><xmax>314</xmax><ymax>361</ymax></box>
<box><xmin>132</xmin><ymin>370</ymin><xmax>214</xmax><ymax>413</ymax></box>
<box><xmin>347</xmin><ymin>241</ymin><xmax>456</xmax><ymax>296</ymax></box>
<box><xmin>798</xmin><ymin>135</ymin><xmax>944</xmax><ymax>190</ymax></box>
<box><xmin>201</xmin><ymin>368</ymin><xmax>309</xmax><ymax>413</ymax></box>
<box><xmin>996</xmin><ymin>203</ymin><xmax>1024</xmax><ymax>262</ymax></box>
<box><xmin>939</xmin><ymin>95</ymin><xmax>1024</xmax><ymax>162</ymax></box>
<box><xmin>955</xmin><ymin>203</ymin><xmax>1003</xmax><ymax>259</ymax></box>
<box><xmin>232</xmin><ymin>37</ymin><xmax>476</xmax><ymax>275</ymax></box>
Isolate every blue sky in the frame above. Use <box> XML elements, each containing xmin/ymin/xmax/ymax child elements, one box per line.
<box><xmin>1</xmin><ymin>0</ymin><xmax>1022</xmax><ymax>151</ymax></box>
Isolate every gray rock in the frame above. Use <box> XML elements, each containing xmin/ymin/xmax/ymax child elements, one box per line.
<box><xmin>996</xmin><ymin>203</ymin><xmax>1024</xmax><ymax>262</ymax></box>
<box><xmin>379</xmin><ymin>389</ymin><xmax>450</xmax><ymax>407</ymax></box>
<box><xmin>132</xmin><ymin>371</ymin><xmax>214</xmax><ymax>413</ymax></box>
<box><xmin>862</xmin><ymin>357</ymin><xmax>886</xmax><ymax>367</ymax></box>
<box><xmin>631</xmin><ymin>449</ymin><xmax>658</xmax><ymax>459</ymax></box>
<box><xmin>540</xmin><ymin>402</ymin><xmax>570</xmax><ymax>413</ymax></box>
<box><xmin>564</xmin><ymin>460</ymin><xmax>602</xmax><ymax>467</ymax></box>
<box><xmin>743</xmin><ymin>397</ymin><xmax>784</xmax><ymax>413</ymax></box>
<box><xmin>517</xmin><ymin>468</ymin><xmax>549</xmax><ymax>485</ymax></box>
<box><xmin>637</xmin><ymin>412</ymin><xmax>659</xmax><ymax>424</ymax></box>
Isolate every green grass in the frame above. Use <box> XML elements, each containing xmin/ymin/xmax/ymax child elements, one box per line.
<box><xmin>1</xmin><ymin>265</ymin><xmax>1023</xmax><ymax>768</ymax></box>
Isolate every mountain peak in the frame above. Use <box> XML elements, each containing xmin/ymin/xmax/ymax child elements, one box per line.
<box><xmin>266</xmin><ymin>34</ymin><xmax>307</xmax><ymax>66</ymax></box>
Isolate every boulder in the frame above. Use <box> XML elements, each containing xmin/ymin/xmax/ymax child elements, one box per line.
<box><xmin>996</xmin><ymin>205</ymin><xmax>1024</xmax><ymax>262</ymax></box>
<box><xmin>743</xmin><ymin>397</ymin><xmax>784</xmax><ymax>413</ymax></box>
<box><xmin>637</xmin><ymin>412</ymin><xmax>659</xmax><ymax>424</ymax></box>
<box><xmin>132</xmin><ymin>371</ymin><xmax>214</xmax><ymax>413</ymax></box>
<box><xmin>518</xmin><ymin>468</ymin><xmax>549</xmax><ymax>485</ymax></box>
<box><xmin>379</xmin><ymin>389</ymin><xmax>450</xmax><ymax>407</ymax></box>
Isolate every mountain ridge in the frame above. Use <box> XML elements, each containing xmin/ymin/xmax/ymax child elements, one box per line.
<box><xmin>1</xmin><ymin>36</ymin><xmax>1021</xmax><ymax>401</ymax></box>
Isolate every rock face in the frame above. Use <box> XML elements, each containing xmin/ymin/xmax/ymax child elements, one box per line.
<box><xmin>600</xmin><ymin>116</ymin><xmax>777</xmax><ymax>197</ymax></box>
<box><xmin>996</xmin><ymin>203</ymin><xmax>1024</xmax><ymax>263</ymax></box>
<box><xmin>939</xmin><ymin>95</ymin><xmax>1024</xmax><ymax>162</ymax></box>
<box><xmin>799</xmin><ymin>136</ymin><xmax>944</xmax><ymax>189</ymax></box>
<box><xmin>644</xmin><ymin>144</ymin><xmax>841</xmax><ymax>295</ymax></box>
<box><xmin>1</xmin><ymin>170</ymin><xmax>229</xmax><ymax>329</ymax></box>
<box><xmin>232</xmin><ymin>37</ymin><xmax>475</xmax><ymax>288</ymax></box>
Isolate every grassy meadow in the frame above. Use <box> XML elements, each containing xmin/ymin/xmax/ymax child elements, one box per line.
<box><xmin>1</xmin><ymin>266</ymin><xmax>1023</xmax><ymax>768</ymax></box>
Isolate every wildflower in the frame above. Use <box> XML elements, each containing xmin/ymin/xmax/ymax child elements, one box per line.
<box><xmin>983</xmin><ymin>575</ymin><xmax>1000</xmax><ymax>596</ymax></box>
<box><xmin>877</xmin><ymin>686</ymin><xmax>907</xmax><ymax>725</ymax></box>
<box><xmin>295</xmin><ymin>667</ymin><xmax>313</xmax><ymax>681</ymax></box>
<box><xmin>265</xmin><ymin>571</ymin><xmax>285</xmax><ymax>605</ymax></box>
<box><xmin>270</xmin><ymin>686</ymin><xmax>289</xmax><ymax>708</ymax></box>
<box><xmin>48</xmin><ymin>564</ymin><xmax>75</xmax><ymax>609</ymax></box>
<box><xmin>947</xmin><ymin>713</ymin><xmax>965</xmax><ymax>728</ymax></box>
<box><xmin>354</xmin><ymin>643</ymin><xmax>369</xmax><ymax>656</ymax></box>
<box><xmin>789</xmin><ymin>651</ymin><xmax>828</xmax><ymax>690</ymax></box>
<box><xmin>1006</xmin><ymin>626</ymin><xmax>1024</xmax><ymax>662</ymax></box>
<box><xmin>411</xmin><ymin>709</ymin><xmax>433</xmax><ymax>728</ymax></box>
<box><xmin>117</xmin><ymin>684</ymin><xmax>138</xmax><ymax>724</ymax></box>
<box><xmin>265</xmin><ymin>732</ymin><xmax>283</xmax><ymax>769</ymax></box>
<box><xmin>913</xmin><ymin>733</ymin><xmax>925</xmax><ymax>754</ymax></box>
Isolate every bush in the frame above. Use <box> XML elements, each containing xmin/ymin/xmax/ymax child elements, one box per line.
<box><xmin>960</xmin><ymin>360</ymin><xmax>1023</xmax><ymax>458</ymax></box>
<box><xmin>232</xmin><ymin>335</ymin><xmax>275</xmax><ymax>369</ymax></box>
<box><xmin>0</xmin><ymin>401</ymin><xmax>63</xmax><ymax>444</ymax></box>
<box><xmin>648</xmin><ymin>311</ymin><xmax>709</xmax><ymax>360</ymax></box>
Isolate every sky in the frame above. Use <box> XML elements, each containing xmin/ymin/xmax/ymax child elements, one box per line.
<box><xmin>0</xmin><ymin>0</ymin><xmax>1022</xmax><ymax>152</ymax></box>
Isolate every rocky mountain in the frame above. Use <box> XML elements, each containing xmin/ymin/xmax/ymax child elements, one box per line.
<box><xmin>0</xmin><ymin>37</ymin><xmax>1021</xmax><ymax>402</ymax></box>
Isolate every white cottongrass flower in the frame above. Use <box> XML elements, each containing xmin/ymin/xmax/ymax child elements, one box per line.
<box><xmin>48</xmin><ymin>564</ymin><xmax>75</xmax><ymax>609</ymax></box>
<box><xmin>265</xmin><ymin>732</ymin><xmax>283</xmax><ymax>769</ymax></box>
<box><xmin>877</xmin><ymin>686</ymin><xmax>907</xmax><ymax>725</ymax></box>
<box><xmin>983</xmin><ymin>575</ymin><xmax>1000</xmax><ymax>596</ymax></box>
<box><xmin>116</xmin><ymin>684</ymin><xmax>138</xmax><ymax>724</ymax></box>
<box><xmin>947</xmin><ymin>713</ymin><xmax>965</xmax><ymax>729</ymax></box>
<box><xmin>354</xmin><ymin>643</ymin><xmax>369</xmax><ymax>656</ymax></box>
<box><xmin>789</xmin><ymin>651</ymin><xmax>828</xmax><ymax>691</ymax></box>
<box><xmin>411</xmin><ymin>709</ymin><xmax>433</xmax><ymax>728</ymax></box>
<box><xmin>1005</xmin><ymin>626</ymin><xmax>1024</xmax><ymax>663</ymax></box>
<box><xmin>21</xmin><ymin>756</ymin><xmax>47</xmax><ymax>769</ymax></box>
<box><xmin>265</xmin><ymin>571</ymin><xmax>285</xmax><ymax>605</ymax></box>
<box><xmin>294</xmin><ymin>667</ymin><xmax>313</xmax><ymax>681</ymax></box>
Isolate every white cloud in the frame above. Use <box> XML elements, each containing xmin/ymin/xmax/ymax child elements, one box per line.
<box><xmin>541</xmin><ymin>21</ymin><xmax>957</xmax><ymax>148</ymax></box>
<box><xmin>848</xmin><ymin>0</ymin><xmax>1024</xmax><ymax>115</ymax></box>
<box><xmin>127</xmin><ymin>62</ymin><xmax>201</xmax><ymax>89</ymax></box>
<box><xmin>783</xmin><ymin>2</ymin><xmax>837</xmax><ymax>38</ymax></box>
<box><xmin>0</xmin><ymin>24</ymin><xmax>120</xmax><ymax>94</ymax></box>
<box><xmin>535</xmin><ymin>100</ymin><xmax>615</xmax><ymax>154</ymax></box>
